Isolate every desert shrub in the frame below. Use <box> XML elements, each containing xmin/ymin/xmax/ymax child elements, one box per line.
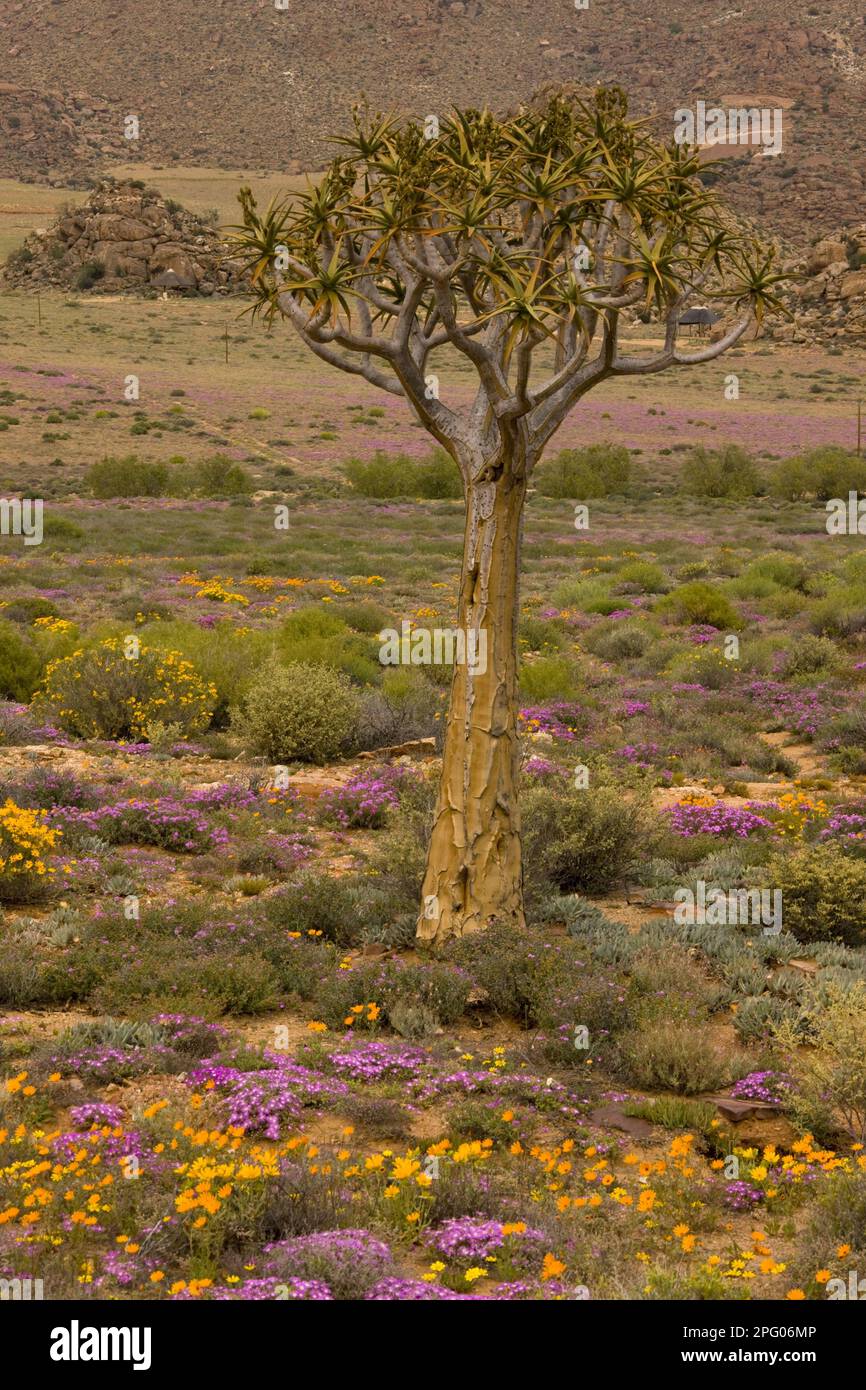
<box><xmin>332</xmin><ymin>600</ymin><xmax>394</xmax><ymax>634</ymax></box>
<box><xmin>733</xmin><ymin>995</ymin><xmax>798</xmax><ymax>1042</ymax></box>
<box><xmin>617</xmin><ymin>1022</ymin><xmax>746</xmax><ymax>1094</ymax></box>
<box><xmin>345</xmin><ymin>448</ymin><xmax>461</xmax><ymax>498</ymax></box>
<box><xmin>0</xmin><ymin>799</ymin><xmax>61</xmax><ymax>903</ymax></box>
<box><xmin>364</xmin><ymin>772</ymin><xmax>436</xmax><ymax>906</ymax></box>
<box><xmin>627</xmin><ymin>945</ymin><xmax>724</xmax><ymax>1022</ymax></box>
<box><xmin>774</xmin><ymin>982</ymin><xmax>866</xmax><ymax>1143</ymax></box>
<box><xmin>0</xmin><ymin>701</ymin><xmax>38</xmax><ymax>746</ymax></box>
<box><xmin>535</xmin><ymin>442</ymin><xmax>633</xmax><ymax>498</ymax></box>
<box><xmin>519</xmin><ymin>655</ymin><xmax>579</xmax><ymax>701</ymax></box>
<box><xmin>766</xmin><ymin>844</ymin><xmax>866</xmax><ymax>946</ymax></box>
<box><xmin>189</xmin><ymin>455</ymin><xmax>252</xmax><ymax>497</ymax></box>
<box><xmin>788</xmin><ymin>1171</ymin><xmax>866</xmax><ymax>1293</ymax></box>
<box><xmin>194</xmin><ymin>955</ymin><xmax>278</xmax><ymax>1014</ymax></box>
<box><xmin>86</xmin><ymin>456</ymin><xmax>170</xmax><ymax>498</ymax></box>
<box><xmin>238</xmin><ymin>661</ymin><xmax>359</xmax><ymax>763</ymax></box>
<box><xmin>656</xmin><ymin>581</ymin><xmax>741</xmax><ymax>630</ymax></box>
<box><xmin>355</xmin><ymin>668</ymin><xmax>440</xmax><ymax>750</ymax></box>
<box><xmin>644</xmin><ymin>1269</ymin><xmax>750</xmax><ymax>1301</ymax></box>
<box><xmin>771</xmin><ymin>446</ymin><xmax>866</xmax><ymax>502</ymax></box>
<box><xmin>34</xmin><ymin>639</ymin><xmax>216</xmax><ymax>740</ymax></box>
<box><xmin>583</xmin><ymin>621</ymin><xmax>653</xmax><ymax>662</ymax></box>
<box><xmin>449</xmin><ymin>922</ymin><xmax>559</xmax><ymax>1020</ymax></box>
<box><xmin>264</xmin><ymin>870</ymin><xmax>367</xmax><ymax>947</ymax></box>
<box><xmin>519</xmin><ymin>614</ymin><xmax>566</xmax><ymax>653</ymax></box>
<box><xmin>315</xmin><ymin>958</ymin><xmax>469</xmax><ymax>1030</ymax></box>
<box><xmin>809</xmin><ymin>585</ymin><xmax>866</xmax><ymax>640</ymax></box>
<box><xmin>0</xmin><ymin>621</ymin><xmax>41</xmax><ymax>700</ymax></box>
<box><xmin>615</xmin><ymin>559</ymin><xmax>668</xmax><ymax>593</ymax></box>
<box><xmin>276</xmin><ymin>609</ymin><xmax>379</xmax><ymax>684</ymax></box>
<box><xmin>744</xmin><ymin>552</ymin><xmax>808</xmax><ymax>591</ymax></box>
<box><xmin>449</xmin><ymin>920</ymin><xmax>627</xmax><ymax>1054</ymax></box>
<box><xmin>522</xmin><ymin>781</ymin><xmax>653</xmax><ymax>900</ymax></box>
<box><xmin>776</xmin><ymin>634</ymin><xmax>840</xmax><ymax>679</ymax></box>
<box><xmin>666</xmin><ymin>645</ymin><xmax>738</xmax><ymax>689</ymax></box>
<box><xmin>73</xmin><ymin>260</ymin><xmax>105</xmax><ymax>290</ymax></box>
<box><xmin>263</xmin><ymin>1229</ymin><xmax>394</xmax><ymax>1299</ymax></box>
<box><xmin>379</xmin><ymin>961</ymin><xmax>471</xmax><ymax>1026</ymax></box>
<box><xmin>140</xmin><ymin>619</ymin><xmax>270</xmax><ymax>723</ymax></box>
<box><xmin>2</xmin><ymin>596</ymin><xmax>59</xmax><ymax>625</ymax></box>
<box><xmin>679</xmin><ymin>444</ymin><xmax>761</xmax><ymax>498</ymax></box>
<box><xmin>819</xmin><ymin>710</ymin><xmax>866</xmax><ymax>766</ymax></box>
<box><xmin>10</xmin><ymin>766</ymin><xmax>100</xmax><ymax>810</ymax></box>
<box><xmin>340</xmin><ymin>1094</ymin><xmax>412</xmax><ymax>1140</ymax></box>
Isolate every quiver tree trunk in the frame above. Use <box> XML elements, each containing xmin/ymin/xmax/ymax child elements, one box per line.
<box><xmin>416</xmin><ymin>462</ymin><xmax>528</xmax><ymax>947</ymax></box>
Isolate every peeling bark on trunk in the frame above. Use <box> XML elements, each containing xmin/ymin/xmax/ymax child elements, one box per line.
<box><xmin>416</xmin><ymin>461</ymin><xmax>527</xmax><ymax>947</ymax></box>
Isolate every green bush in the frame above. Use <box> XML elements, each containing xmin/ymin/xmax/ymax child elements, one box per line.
<box><xmin>86</xmin><ymin>456</ymin><xmax>170</xmax><ymax>498</ymax></box>
<box><xmin>139</xmin><ymin>619</ymin><xmax>271</xmax><ymax>724</ymax></box>
<box><xmin>276</xmin><ymin>608</ymin><xmax>379</xmax><ymax>684</ymax></box>
<box><xmin>73</xmin><ymin>260</ymin><xmax>105</xmax><ymax>291</ymax></box>
<box><xmin>187</xmin><ymin>455</ymin><xmax>253</xmax><ymax>497</ymax></box>
<box><xmin>766</xmin><ymin>844</ymin><xmax>866</xmax><ymax>946</ymax></box>
<box><xmin>0</xmin><ymin>621</ymin><xmax>41</xmax><ymax>700</ymax></box>
<box><xmin>744</xmin><ymin>552</ymin><xmax>808</xmax><ymax>591</ymax></box>
<box><xmin>34</xmin><ymin>639</ymin><xmax>216</xmax><ymax>740</ymax></box>
<box><xmin>774</xmin><ymin>983</ymin><xmax>866</xmax><ymax>1143</ymax></box>
<box><xmin>618</xmin><ymin>1021</ymin><xmax>746</xmax><ymax>1094</ymax></box>
<box><xmin>2</xmin><ymin>597</ymin><xmax>59</xmax><ymax>625</ymax></box>
<box><xmin>264</xmin><ymin>870</ymin><xmax>365</xmax><ymax>947</ymax></box>
<box><xmin>522</xmin><ymin>782</ymin><xmax>652</xmax><ymax>900</ymax></box>
<box><xmin>239</xmin><ymin>660</ymin><xmax>359</xmax><ymax>763</ymax></box>
<box><xmin>616</xmin><ymin>559</ymin><xmax>668</xmax><ymax>593</ymax></box>
<box><xmin>656</xmin><ymin>580</ymin><xmax>741</xmax><ymax>630</ymax></box>
<box><xmin>535</xmin><ymin>442</ymin><xmax>633</xmax><ymax>498</ymax></box>
<box><xmin>771</xmin><ymin>446</ymin><xmax>866</xmax><ymax>502</ymax></box>
<box><xmin>355</xmin><ymin>668</ymin><xmax>441</xmax><ymax>750</ymax></box>
<box><xmin>583</xmin><ymin>621</ymin><xmax>654</xmax><ymax>662</ymax></box>
<box><xmin>776</xmin><ymin>634</ymin><xmax>840</xmax><ymax>680</ymax></box>
<box><xmin>86</xmin><ymin>454</ymin><xmax>251</xmax><ymax>500</ymax></box>
<box><xmin>789</xmin><ymin>1170</ymin><xmax>866</xmax><ymax>1291</ymax></box>
<box><xmin>519</xmin><ymin>655</ymin><xmax>579</xmax><ymax>701</ymax></box>
<box><xmin>315</xmin><ymin>959</ymin><xmax>469</xmax><ymax>1030</ymax></box>
<box><xmin>345</xmin><ymin>448</ymin><xmax>462</xmax><ymax>498</ymax></box>
<box><xmin>679</xmin><ymin>444</ymin><xmax>761</xmax><ymax>498</ymax></box>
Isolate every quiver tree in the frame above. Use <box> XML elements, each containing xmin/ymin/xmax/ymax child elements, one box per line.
<box><xmin>231</xmin><ymin>86</ymin><xmax>788</xmax><ymax>947</ymax></box>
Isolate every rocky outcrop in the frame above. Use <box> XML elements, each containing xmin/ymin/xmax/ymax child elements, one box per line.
<box><xmin>1</xmin><ymin>180</ymin><xmax>242</xmax><ymax>296</ymax></box>
<box><xmin>768</xmin><ymin>225</ymin><xmax>866</xmax><ymax>345</ymax></box>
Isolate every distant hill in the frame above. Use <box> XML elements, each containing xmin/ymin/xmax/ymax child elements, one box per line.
<box><xmin>1</xmin><ymin>0</ymin><xmax>865</xmax><ymax>247</ymax></box>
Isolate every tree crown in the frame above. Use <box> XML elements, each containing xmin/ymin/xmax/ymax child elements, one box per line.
<box><xmin>231</xmin><ymin>87</ymin><xmax>788</xmax><ymax>478</ymax></box>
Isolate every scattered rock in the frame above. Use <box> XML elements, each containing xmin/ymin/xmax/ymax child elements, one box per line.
<box><xmin>589</xmin><ymin>1104</ymin><xmax>654</xmax><ymax>1139</ymax></box>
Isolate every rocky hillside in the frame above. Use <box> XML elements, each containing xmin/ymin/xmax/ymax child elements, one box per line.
<box><xmin>1</xmin><ymin>181</ymin><xmax>239</xmax><ymax>296</ymax></box>
<box><xmin>0</xmin><ymin>1</ymin><xmax>865</xmax><ymax>245</ymax></box>
<box><xmin>0</xmin><ymin>82</ymin><xmax>129</xmax><ymax>185</ymax></box>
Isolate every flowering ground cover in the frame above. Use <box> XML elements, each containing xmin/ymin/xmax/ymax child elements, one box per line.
<box><xmin>2</xmin><ymin>289</ymin><xmax>866</xmax><ymax>1303</ymax></box>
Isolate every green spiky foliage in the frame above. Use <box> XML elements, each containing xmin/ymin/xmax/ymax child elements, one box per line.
<box><xmin>229</xmin><ymin>87</ymin><xmax>787</xmax><ymax>476</ymax></box>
